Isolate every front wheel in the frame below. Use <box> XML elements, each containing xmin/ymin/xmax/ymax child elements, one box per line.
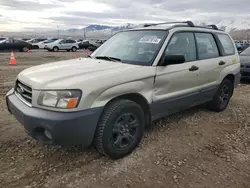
<box><xmin>207</xmin><ymin>79</ymin><xmax>233</xmax><ymax>112</ymax></box>
<box><xmin>53</xmin><ymin>46</ymin><xmax>59</xmax><ymax>52</ymax></box>
<box><xmin>72</xmin><ymin>46</ymin><xmax>77</xmax><ymax>52</ymax></box>
<box><xmin>94</xmin><ymin>99</ymin><xmax>145</xmax><ymax>159</ymax></box>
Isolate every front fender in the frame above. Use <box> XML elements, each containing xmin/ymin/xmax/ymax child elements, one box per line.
<box><xmin>91</xmin><ymin>79</ymin><xmax>154</xmax><ymax>108</ymax></box>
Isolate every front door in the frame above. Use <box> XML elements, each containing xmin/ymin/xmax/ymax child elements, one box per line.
<box><xmin>58</xmin><ymin>40</ymin><xmax>68</xmax><ymax>50</ymax></box>
<box><xmin>152</xmin><ymin>32</ymin><xmax>202</xmax><ymax>120</ymax></box>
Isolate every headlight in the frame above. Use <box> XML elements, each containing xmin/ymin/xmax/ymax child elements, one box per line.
<box><xmin>38</xmin><ymin>90</ymin><xmax>82</xmax><ymax>109</ymax></box>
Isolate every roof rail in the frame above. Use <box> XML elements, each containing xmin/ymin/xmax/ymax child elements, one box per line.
<box><xmin>143</xmin><ymin>21</ymin><xmax>195</xmax><ymax>28</ymax></box>
<box><xmin>207</xmin><ymin>24</ymin><xmax>219</xmax><ymax>30</ymax></box>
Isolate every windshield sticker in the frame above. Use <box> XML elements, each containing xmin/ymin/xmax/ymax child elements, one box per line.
<box><xmin>139</xmin><ymin>36</ymin><xmax>161</xmax><ymax>44</ymax></box>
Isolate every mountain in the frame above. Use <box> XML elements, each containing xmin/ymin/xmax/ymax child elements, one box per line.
<box><xmin>67</xmin><ymin>23</ymin><xmax>139</xmax><ymax>33</ymax></box>
<box><xmin>65</xmin><ymin>20</ymin><xmax>250</xmax><ymax>40</ymax></box>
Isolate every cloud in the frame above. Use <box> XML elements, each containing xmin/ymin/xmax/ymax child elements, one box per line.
<box><xmin>0</xmin><ymin>0</ymin><xmax>64</xmax><ymax>11</ymax></box>
<box><xmin>1</xmin><ymin>0</ymin><xmax>250</xmax><ymax>31</ymax></box>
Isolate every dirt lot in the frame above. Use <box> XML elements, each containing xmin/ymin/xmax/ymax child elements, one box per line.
<box><xmin>0</xmin><ymin>51</ymin><xmax>249</xmax><ymax>188</ymax></box>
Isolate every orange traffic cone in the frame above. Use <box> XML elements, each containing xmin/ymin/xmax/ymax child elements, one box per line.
<box><xmin>9</xmin><ymin>51</ymin><xmax>16</xmax><ymax>65</ymax></box>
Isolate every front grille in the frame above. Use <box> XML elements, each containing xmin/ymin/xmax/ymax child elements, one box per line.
<box><xmin>15</xmin><ymin>80</ymin><xmax>32</xmax><ymax>105</ymax></box>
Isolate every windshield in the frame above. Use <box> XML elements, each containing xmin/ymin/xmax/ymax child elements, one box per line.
<box><xmin>91</xmin><ymin>30</ymin><xmax>167</xmax><ymax>66</ymax></box>
<box><xmin>44</xmin><ymin>39</ymin><xmax>57</xmax><ymax>44</ymax></box>
<box><xmin>241</xmin><ymin>46</ymin><xmax>250</xmax><ymax>56</ymax></box>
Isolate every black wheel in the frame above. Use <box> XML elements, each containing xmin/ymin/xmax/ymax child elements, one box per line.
<box><xmin>53</xmin><ymin>46</ymin><xmax>59</xmax><ymax>52</ymax></box>
<box><xmin>72</xmin><ymin>46</ymin><xmax>77</xmax><ymax>52</ymax></box>
<box><xmin>22</xmin><ymin>47</ymin><xmax>29</xmax><ymax>52</ymax></box>
<box><xmin>94</xmin><ymin>99</ymin><xmax>145</xmax><ymax>159</ymax></box>
<box><xmin>207</xmin><ymin>79</ymin><xmax>233</xmax><ymax>112</ymax></box>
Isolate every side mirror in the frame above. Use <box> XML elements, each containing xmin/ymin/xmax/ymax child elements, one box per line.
<box><xmin>162</xmin><ymin>54</ymin><xmax>185</xmax><ymax>66</ymax></box>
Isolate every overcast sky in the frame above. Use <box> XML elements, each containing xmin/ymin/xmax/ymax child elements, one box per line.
<box><xmin>0</xmin><ymin>0</ymin><xmax>249</xmax><ymax>31</ymax></box>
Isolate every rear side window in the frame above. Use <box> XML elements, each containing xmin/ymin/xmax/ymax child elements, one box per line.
<box><xmin>217</xmin><ymin>34</ymin><xmax>235</xmax><ymax>55</ymax></box>
<box><xmin>195</xmin><ymin>33</ymin><xmax>219</xmax><ymax>60</ymax></box>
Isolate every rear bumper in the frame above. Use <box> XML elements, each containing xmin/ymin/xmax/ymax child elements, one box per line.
<box><xmin>6</xmin><ymin>88</ymin><xmax>103</xmax><ymax>146</ymax></box>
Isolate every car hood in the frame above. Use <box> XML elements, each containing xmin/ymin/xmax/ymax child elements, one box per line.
<box><xmin>18</xmin><ymin>58</ymin><xmax>143</xmax><ymax>89</ymax></box>
<box><xmin>240</xmin><ymin>55</ymin><xmax>250</xmax><ymax>65</ymax></box>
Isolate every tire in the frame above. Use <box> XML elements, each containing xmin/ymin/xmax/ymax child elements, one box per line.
<box><xmin>22</xmin><ymin>47</ymin><xmax>29</xmax><ymax>52</ymax></box>
<box><xmin>207</xmin><ymin>79</ymin><xmax>233</xmax><ymax>112</ymax></box>
<box><xmin>94</xmin><ymin>99</ymin><xmax>145</xmax><ymax>159</ymax></box>
<box><xmin>72</xmin><ymin>46</ymin><xmax>77</xmax><ymax>52</ymax></box>
<box><xmin>53</xmin><ymin>46</ymin><xmax>59</xmax><ymax>52</ymax></box>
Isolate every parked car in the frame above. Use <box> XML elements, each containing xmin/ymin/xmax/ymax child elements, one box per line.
<box><xmin>32</xmin><ymin>38</ymin><xmax>58</xmax><ymax>49</ymax></box>
<box><xmin>0</xmin><ymin>37</ymin><xmax>8</xmax><ymax>43</ymax></box>
<box><xmin>6</xmin><ymin>21</ymin><xmax>240</xmax><ymax>159</ymax></box>
<box><xmin>44</xmin><ymin>39</ymin><xmax>79</xmax><ymax>52</ymax></box>
<box><xmin>240</xmin><ymin>46</ymin><xmax>250</xmax><ymax>79</ymax></box>
<box><xmin>78</xmin><ymin>40</ymin><xmax>90</xmax><ymax>49</ymax></box>
<box><xmin>28</xmin><ymin>38</ymin><xmax>47</xmax><ymax>44</ymax></box>
<box><xmin>76</xmin><ymin>39</ymin><xmax>83</xmax><ymax>44</ymax></box>
<box><xmin>0</xmin><ymin>38</ymin><xmax>32</xmax><ymax>52</ymax></box>
<box><xmin>21</xmin><ymin>38</ymin><xmax>31</xmax><ymax>42</ymax></box>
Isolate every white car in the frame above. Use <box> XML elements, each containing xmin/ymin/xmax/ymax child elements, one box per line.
<box><xmin>32</xmin><ymin>39</ymin><xmax>58</xmax><ymax>49</ymax></box>
<box><xmin>44</xmin><ymin>39</ymin><xmax>79</xmax><ymax>52</ymax></box>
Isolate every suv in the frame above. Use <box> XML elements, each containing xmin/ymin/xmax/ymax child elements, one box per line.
<box><xmin>6</xmin><ymin>21</ymin><xmax>240</xmax><ymax>159</ymax></box>
<box><xmin>44</xmin><ymin>39</ymin><xmax>78</xmax><ymax>52</ymax></box>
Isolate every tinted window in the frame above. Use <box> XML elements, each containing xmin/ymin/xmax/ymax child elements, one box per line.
<box><xmin>217</xmin><ymin>34</ymin><xmax>235</xmax><ymax>55</ymax></box>
<box><xmin>195</xmin><ymin>33</ymin><xmax>219</xmax><ymax>60</ymax></box>
<box><xmin>60</xmin><ymin>40</ymin><xmax>66</xmax><ymax>43</ymax></box>
<box><xmin>66</xmin><ymin>40</ymin><xmax>75</xmax><ymax>43</ymax></box>
<box><xmin>165</xmin><ymin>32</ymin><xmax>196</xmax><ymax>62</ymax></box>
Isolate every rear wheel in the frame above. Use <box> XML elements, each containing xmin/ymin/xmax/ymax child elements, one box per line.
<box><xmin>94</xmin><ymin>99</ymin><xmax>145</xmax><ymax>159</ymax></box>
<box><xmin>53</xmin><ymin>46</ymin><xmax>59</xmax><ymax>52</ymax></box>
<box><xmin>72</xmin><ymin>46</ymin><xmax>77</xmax><ymax>52</ymax></box>
<box><xmin>207</xmin><ymin>79</ymin><xmax>233</xmax><ymax>112</ymax></box>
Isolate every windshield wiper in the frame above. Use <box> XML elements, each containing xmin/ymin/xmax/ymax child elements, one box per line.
<box><xmin>95</xmin><ymin>56</ymin><xmax>121</xmax><ymax>62</ymax></box>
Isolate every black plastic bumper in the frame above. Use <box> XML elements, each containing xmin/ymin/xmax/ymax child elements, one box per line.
<box><xmin>240</xmin><ymin>69</ymin><xmax>250</xmax><ymax>79</ymax></box>
<box><xmin>6</xmin><ymin>89</ymin><xmax>103</xmax><ymax>146</ymax></box>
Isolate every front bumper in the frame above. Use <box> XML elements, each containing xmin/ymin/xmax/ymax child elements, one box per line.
<box><xmin>240</xmin><ymin>68</ymin><xmax>250</xmax><ymax>79</ymax></box>
<box><xmin>6</xmin><ymin>89</ymin><xmax>103</xmax><ymax>146</ymax></box>
<box><xmin>44</xmin><ymin>46</ymin><xmax>52</xmax><ymax>50</ymax></box>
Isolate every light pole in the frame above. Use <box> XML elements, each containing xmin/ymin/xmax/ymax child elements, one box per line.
<box><xmin>57</xmin><ymin>25</ymin><xmax>59</xmax><ymax>38</ymax></box>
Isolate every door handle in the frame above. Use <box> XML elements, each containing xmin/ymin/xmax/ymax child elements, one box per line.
<box><xmin>219</xmin><ymin>61</ymin><xmax>226</xmax><ymax>66</ymax></box>
<box><xmin>189</xmin><ymin>65</ymin><xmax>199</xmax><ymax>71</ymax></box>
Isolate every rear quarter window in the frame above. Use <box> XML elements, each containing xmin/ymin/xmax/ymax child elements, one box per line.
<box><xmin>217</xmin><ymin>34</ymin><xmax>235</xmax><ymax>55</ymax></box>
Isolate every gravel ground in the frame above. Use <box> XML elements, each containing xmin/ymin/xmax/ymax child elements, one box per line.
<box><xmin>0</xmin><ymin>51</ymin><xmax>249</xmax><ymax>188</ymax></box>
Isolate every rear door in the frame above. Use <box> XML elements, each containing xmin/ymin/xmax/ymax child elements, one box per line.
<box><xmin>193</xmin><ymin>32</ymin><xmax>222</xmax><ymax>99</ymax></box>
<box><xmin>66</xmin><ymin>40</ymin><xmax>76</xmax><ymax>49</ymax></box>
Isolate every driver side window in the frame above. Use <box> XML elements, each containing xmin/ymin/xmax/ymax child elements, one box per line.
<box><xmin>166</xmin><ymin>32</ymin><xmax>196</xmax><ymax>62</ymax></box>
